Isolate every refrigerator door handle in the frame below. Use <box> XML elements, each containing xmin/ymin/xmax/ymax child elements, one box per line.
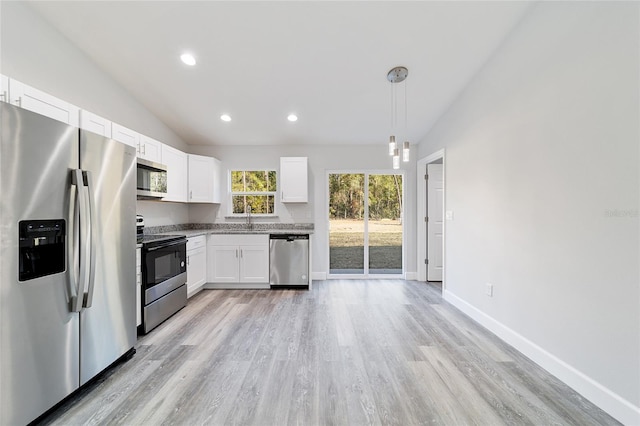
<box><xmin>82</xmin><ymin>170</ymin><xmax>97</xmax><ymax>308</ymax></box>
<box><xmin>69</xmin><ymin>169</ymin><xmax>84</xmax><ymax>312</ymax></box>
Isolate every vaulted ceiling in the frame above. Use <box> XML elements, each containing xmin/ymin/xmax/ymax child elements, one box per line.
<box><xmin>27</xmin><ymin>1</ymin><xmax>532</xmax><ymax>146</ymax></box>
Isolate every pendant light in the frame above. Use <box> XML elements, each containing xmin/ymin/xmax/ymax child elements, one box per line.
<box><xmin>393</xmin><ymin>148</ymin><xmax>400</xmax><ymax>170</ymax></box>
<box><xmin>387</xmin><ymin>66</ymin><xmax>409</xmax><ymax>167</ymax></box>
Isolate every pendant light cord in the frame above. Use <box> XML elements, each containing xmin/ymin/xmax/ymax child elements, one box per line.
<box><xmin>404</xmin><ymin>77</ymin><xmax>408</xmax><ymax>136</ymax></box>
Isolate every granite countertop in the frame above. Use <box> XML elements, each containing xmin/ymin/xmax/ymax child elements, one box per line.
<box><xmin>146</xmin><ymin>223</ymin><xmax>314</xmax><ymax>238</ymax></box>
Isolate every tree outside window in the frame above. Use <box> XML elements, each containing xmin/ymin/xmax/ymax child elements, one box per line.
<box><xmin>230</xmin><ymin>170</ymin><xmax>277</xmax><ymax>214</ymax></box>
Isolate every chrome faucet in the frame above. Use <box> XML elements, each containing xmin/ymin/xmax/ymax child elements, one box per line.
<box><xmin>246</xmin><ymin>205</ymin><xmax>253</xmax><ymax>229</ymax></box>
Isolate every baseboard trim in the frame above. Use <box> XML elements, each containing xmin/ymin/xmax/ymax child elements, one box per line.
<box><xmin>311</xmin><ymin>272</ymin><xmax>327</xmax><ymax>281</ymax></box>
<box><xmin>444</xmin><ymin>290</ymin><xmax>640</xmax><ymax>425</ymax></box>
<box><xmin>204</xmin><ymin>283</ymin><xmax>270</xmax><ymax>290</ymax></box>
<box><xmin>404</xmin><ymin>272</ymin><xmax>417</xmax><ymax>280</ymax></box>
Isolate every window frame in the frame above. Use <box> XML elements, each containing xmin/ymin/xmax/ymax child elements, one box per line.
<box><xmin>228</xmin><ymin>169</ymin><xmax>278</xmax><ymax>216</ymax></box>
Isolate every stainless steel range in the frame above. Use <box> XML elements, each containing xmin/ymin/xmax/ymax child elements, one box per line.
<box><xmin>137</xmin><ymin>221</ymin><xmax>187</xmax><ymax>334</ymax></box>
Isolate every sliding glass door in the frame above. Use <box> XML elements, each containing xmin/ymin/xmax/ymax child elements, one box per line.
<box><xmin>368</xmin><ymin>174</ymin><xmax>403</xmax><ymax>274</ymax></box>
<box><xmin>328</xmin><ymin>172</ymin><xmax>403</xmax><ymax>277</ymax></box>
<box><xmin>328</xmin><ymin>174</ymin><xmax>365</xmax><ymax>274</ymax></box>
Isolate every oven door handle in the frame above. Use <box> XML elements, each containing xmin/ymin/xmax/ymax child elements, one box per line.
<box><xmin>145</xmin><ymin>240</ymin><xmax>186</xmax><ymax>252</ymax></box>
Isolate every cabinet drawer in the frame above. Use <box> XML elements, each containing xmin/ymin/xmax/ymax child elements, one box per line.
<box><xmin>187</xmin><ymin>235</ymin><xmax>206</xmax><ymax>251</ymax></box>
<box><xmin>208</xmin><ymin>234</ymin><xmax>268</xmax><ymax>246</ymax></box>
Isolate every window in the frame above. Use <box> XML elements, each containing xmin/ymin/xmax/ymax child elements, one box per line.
<box><xmin>230</xmin><ymin>170</ymin><xmax>277</xmax><ymax>215</ymax></box>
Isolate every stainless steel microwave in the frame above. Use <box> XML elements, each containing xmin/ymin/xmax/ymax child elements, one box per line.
<box><xmin>137</xmin><ymin>158</ymin><xmax>167</xmax><ymax>199</ymax></box>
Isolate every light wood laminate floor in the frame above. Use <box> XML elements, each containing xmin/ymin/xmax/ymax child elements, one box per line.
<box><xmin>40</xmin><ymin>280</ymin><xmax>618</xmax><ymax>425</ymax></box>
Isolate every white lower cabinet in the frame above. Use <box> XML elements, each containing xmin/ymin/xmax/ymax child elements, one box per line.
<box><xmin>186</xmin><ymin>236</ymin><xmax>207</xmax><ymax>297</ymax></box>
<box><xmin>206</xmin><ymin>234</ymin><xmax>269</xmax><ymax>288</ymax></box>
<box><xmin>239</xmin><ymin>245</ymin><xmax>270</xmax><ymax>282</ymax></box>
<box><xmin>136</xmin><ymin>248</ymin><xmax>142</xmax><ymax>327</ymax></box>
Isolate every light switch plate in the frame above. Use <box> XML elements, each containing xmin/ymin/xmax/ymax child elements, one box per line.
<box><xmin>486</xmin><ymin>283</ymin><xmax>494</xmax><ymax>297</ymax></box>
<box><xmin>445</xmin><ymin>210</ymin><xmax>454</xmax><ymax>220</ymax></box>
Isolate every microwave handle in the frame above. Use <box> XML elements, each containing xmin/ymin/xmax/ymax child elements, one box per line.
<box><xmin>145</xmin><ymin>240</ymin><xmax>186</xmax><ymax>252</ymax></box>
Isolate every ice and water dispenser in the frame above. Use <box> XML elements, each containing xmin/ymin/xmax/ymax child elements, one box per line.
<box><xmin>18</xmin><ymin>219</ymin><xmax>65</xmax><ymax>281</ymax></box>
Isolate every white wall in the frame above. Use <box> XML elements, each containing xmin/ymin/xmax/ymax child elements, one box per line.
<box><xmin>136</xmin><ymin>201</ymin><xmax>189</xmax><ymax>228</ymax></box>
<box><xmin>418</xmin><ymin>2</ymin><xmax>639</xmax><ymax>423</ymax></box>
<box><xmin>0</xmin><ymin>1</ymin><xmax>187</xmax><ymax>151</ymax></box>
<box><xmin>0</xmin><ymin>1</ymin><xmax>191</xmax><ymax>226</ymax></box>
<box><xmin>189</xmin><ymin>144</ymin><xmax>417</xmax><ymax>278</ymax></box>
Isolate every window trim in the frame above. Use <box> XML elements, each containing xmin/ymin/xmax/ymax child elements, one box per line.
<box><xmin>228</xmin><ymin>169</ymin><xmax>278</xmax><ymax>216</ymax></box>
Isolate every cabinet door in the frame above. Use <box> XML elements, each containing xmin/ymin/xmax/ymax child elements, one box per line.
<box><xmin>208</xmin><ymin>245</ymin><xmax>239</xmax><ymax>282</ymax></box>
<box><xmin>188</xmin><ymin>154</ymin><xmax>215</xmax><ymax>203</ymax></box>
<box><xmin>239</xmin><ymin>245</ymin><xmax>269</xmax><ymax>283</ymax></box>
<box><xmin>112</xmin><ymin>123</ymin><xmax>140</xmax><ymax>149</ymax></box>
<box><xmin>139</xmin><ymin>135</ymin><xmax>162</xmax><ymax>163</ymax></box>
<box><xmin>280</xmin><ymin>157</ymin><xmax>308</xmax><ymax>202</ymax></box>
<box><xmin>187</xmin><ymin>246</ymin><xmax>207</xmax><ymax>297</ymax></box>
<box><xmin>0</xmin><ymin>75</ymin><xmax>8</xmax><ymax>103</ymax></box>
<box><xmin>212</xmin><ymin>157</ymin><xmax>222</xmax><ymax>204</ymax></box>
<box><xmin>161</xmin><ymin>144</ymin><xmax>188</xmax><ymax>202</ymax></box>
<box><xmin>9</xmin><ymin>79</ymin><xmax>79</xmax><ymax>126</ymax></box>
<box><xmin>80</xmin><ymin>110</ymin><xmax>112</xmax><ymax>137</ymax></box>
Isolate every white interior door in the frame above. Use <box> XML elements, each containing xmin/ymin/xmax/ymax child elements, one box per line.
<box><xmin>427</xmin><ymin>164</ymin><xmax>444</xmax><ymax>281</ymax></box>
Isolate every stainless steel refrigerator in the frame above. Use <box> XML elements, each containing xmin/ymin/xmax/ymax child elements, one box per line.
<box><xmin>0</xmin><ymin>103</ymin><xmax>137</xmax><ymax>425</ymax></box>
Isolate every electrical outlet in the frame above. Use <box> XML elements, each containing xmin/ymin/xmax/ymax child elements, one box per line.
<box><xmin>486</xmin><ymin>283</ymin><xmax>494</xmax><ymax>297</ymax></box>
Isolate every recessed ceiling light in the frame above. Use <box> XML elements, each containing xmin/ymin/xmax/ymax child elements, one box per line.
<box><xmin>180</xmin><ymin>53</ymin><xmax>196</xmax><ymax>66</ymax></box>
<box><xmin>220</xmin><ymin>114</ymin><xmax>231</xmax><ymax>122</ymax></box>
<box><xmin>287</xmin><ymin>114</ymin><xmax>298</xmax><ymax>122</ymax></box>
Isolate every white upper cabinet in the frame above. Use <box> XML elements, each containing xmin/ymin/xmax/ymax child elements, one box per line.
<box><xmin>0</xmin><ymin>75</ymin><xmax>8</xmax><ymax>103</ymax></box>
<box><xmin>8</xmin><ymin>79</ymin><xmax>79</xmax><ymax>126</ymax></box>
<box><xmin>79</xmin><ymin>110</ymin><xmax>112</xmax><ymax>138</ymax></box>
<box><xmin>161</xmin><ymin>144</ymin><xmax>188</xmax><ymax>202</ymax></box>
<box><xmin>138</xmin><ymin>135</ymin><xmax>162</xmax><ymax>163</ymax></box>
<box><xmin>280</xmin><ymin>157</ymin><xmax>308</xmax><ymax>203</ymax></box>
<box><xmin>188</xmin><ymin>154</ymin><xmax>221</xmax><ymax>203</ymax></box>
<box><xmin>211</xmin><ymin>157</ymin><xmax>222</xmax><ymax>204</ymax></box>
<box><xmin>111</xmin><ymin>123</ymin><xmax>140</xmax><ymax>149</ymax></box>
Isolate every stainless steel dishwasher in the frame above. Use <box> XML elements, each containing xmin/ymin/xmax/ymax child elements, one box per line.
<box><xmin>269</xmin><ymin>234</ymin><xmax>309</xmax><ymax>287</ymax></box>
